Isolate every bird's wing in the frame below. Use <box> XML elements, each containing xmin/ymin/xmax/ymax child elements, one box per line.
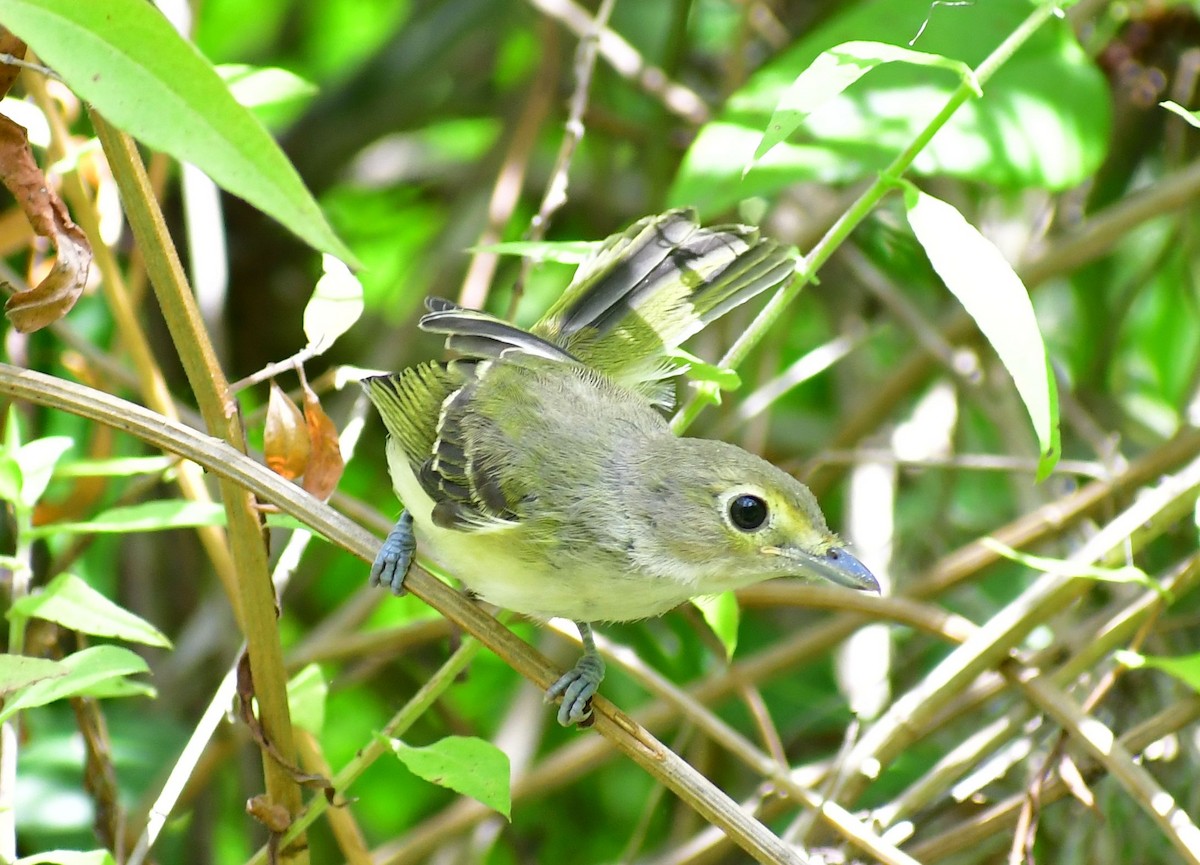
<box><xmin>531</xmin><ymin>209</ymin><xmax>797</xmax><ymax>405</ymax></box>
<box><xmin>363</xmin><ymin>363</ymin><xmax>515</xmax><ymax>532</ymax></box>
<box><xmin>366</xmin><ymin>301</ymin><xmax>585</xmax><ymax>533</ymax></box>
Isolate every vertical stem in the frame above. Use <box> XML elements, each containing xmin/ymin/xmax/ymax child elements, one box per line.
<box><xmin>90</xmin><ymin>115</ymin><xmax>305</xmax><ymax>856</ymax></box>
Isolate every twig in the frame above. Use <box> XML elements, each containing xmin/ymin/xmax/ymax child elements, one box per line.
<box><xmin>836</xmin><ymin>454</ymin><xmax>1200</xmax><ymax>807</ymax></box>
<box><xmin>458</xmin><ymin>18</ymin><xmax>560</xmax><ymax>310</ymax></box>
<box><xmin>525</xmin><ymin>0</ymin><xmax>709</xmax><ymax>124</ymax></box>
<box><xmin>510</xmin><ymin>0</ymin><xmax>616</xmax><ymax>314</ymax></box>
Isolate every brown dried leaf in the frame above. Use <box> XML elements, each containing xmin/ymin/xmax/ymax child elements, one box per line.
<box><xmin>264</xmin><ymin>381</ymin><xmax>310</xmax><ymax>481</ymax></box>
<box><xmin>300</xmin><ymin>377</ymin><xmax>344</xmax><ymax>502</ymax></box>
<box><xmin>0</xmin><ymin>31</ymin><xmax>27</xmax><ymax>100</ymax></box>
<box><xmin>0</xmin><ymin>114</ymin><xmax>92</xmax><ymax>332</ymax></box>
<box><xmin>246</xmin><ymin>794</ymin><xmax>291</xmax><ymax>834</ymax></box>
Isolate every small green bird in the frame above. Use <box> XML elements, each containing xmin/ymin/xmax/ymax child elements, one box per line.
<box><xmin>364</xmin><ymin>209</ymin><xmax>878</xmax><ymax>726</ymax></box>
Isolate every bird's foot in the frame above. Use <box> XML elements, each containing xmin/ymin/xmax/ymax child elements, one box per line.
<box><xmin>546</xmin><ymin>648</ymin><xmax>605</xmax><ymax>727</ymax></box>
<box><xmin>369</xmin><ymin>510</ymin><xmax>415</xmax><ymax>595</ymax></box>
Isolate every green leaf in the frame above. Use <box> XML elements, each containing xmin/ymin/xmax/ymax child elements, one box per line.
<box><xmin>0</xmin><ymin>645</ymin><xmax>150</xmax><ymax>723</ymax></box>
<box><xmin>691</xmin><ymin>592</ymin><xmax>740</xmax><ymax>660</ymax></box>
<box><xmin>1117</xmin><ymin>650</ymin><xmax>1200</xmax><ymax>694</ymax></box>
<box><xmin>287</xmin><ymin>664</ymin><xmax>327</xmax><ymax>737</ymax></box>
<box><xmin>981</xmin><ymin>538</ymin><xmax>1163</xmax><ymax>595</ymax></box>
<box><xmin>26</xmin><ymin>500</ymin><xmax>226</xmax><ymax>538</ymax></box>
<box><xmin>9</xmin><ymin>573</ymin><xmax>172</xmax><ymax>648</ymax></box>
<box><xmin>389</xmin><ymin>735</ymin><xmax>511</xmax><ymax>819</ymax></box>
<box><xmin>751</xmin><ymin>40</ymin><xmax>979</xmax><ymax>167</ymax></box>
<box><xmin>304</xmin><ymin>255</ymin><xmax>365</xmax><ymax>353</ymax></box>
<box><xmin>904</xmin><ymin>188</ymin><xmax>1060</xmax><ymax>477</ymax></box>
<box><xmin>218</xmin><ymin>64</ymin><xmax>318</xmax><ymax>111</ymax></box>
<box><xmin>671</xmin><ymin>0</ymin><xmax>1110</xmax><ymax>214</ymax></box>
<box><xmin>53</xmin><ymin>455</ymin><xmax>176</xmax><ymax>478</ymax></box>
<box><xmin>0</xmin><ymin>454</ymin><xmax>24</xmax><ymax>506</ymax></box>
<box><xmin>671</xmin><ymin>349</ymin><xmax>743</xmax><ymax>391</ymax></box>
<box><xmin>79</xmin><ymin>677</ymin><xmax>157</xmax><ymax>700</ymax></box>
<box><xmin>1161</xmin><ymin>100</ymin><xmax>1200</xmax><ymax>129</ymax></box>
<box><xmin>17</xmin><ymin>850</ymin><xmax>116</xmax><ymax>865</ymax></box>
<box><xmin>14</xmin><ymin>436</ymin><xmax>74</xmax><ymax>508</ymax></box>
<box><xmin>0</xmin><ymin>0</ymin><xmax>358</xmax><ymax>265</ymax></box>
<box><xmin>470</xmin><ymin>240</ymin><xmax>600</xmax><ymax>264</ymax></box>
<box><xmin>0</xmin><ymin>654</ymin><xmax>67</xmax><ymax>695</ymax></box>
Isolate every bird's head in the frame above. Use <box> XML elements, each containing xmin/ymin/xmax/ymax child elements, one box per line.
<box><xmin>635</xmin><ymin>438</ymin><xmax>879</xmax><ymax>595</ymax></box>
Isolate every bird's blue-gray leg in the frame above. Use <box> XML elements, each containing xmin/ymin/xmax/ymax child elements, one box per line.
<box><xmin>370</xmin><ymin>510</ymin><xmax>415</xmax><ymax>595</ymax></box>
<box><xmin>545</xmin><ymin>621</ymin><xmax>605</xmax><ymax>727</ymax></box>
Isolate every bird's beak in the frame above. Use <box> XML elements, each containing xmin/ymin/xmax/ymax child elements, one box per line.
<box><xmin>794</xmin><ymin>546</ymin><xmax>880</xmax><ymax>593</ymax></box>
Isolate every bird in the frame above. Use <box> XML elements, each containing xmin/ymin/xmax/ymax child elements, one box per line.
<box><xmin>363</xmin><ymin>208</ymin><xmax>879</xmax><ymax>726</ymax></box>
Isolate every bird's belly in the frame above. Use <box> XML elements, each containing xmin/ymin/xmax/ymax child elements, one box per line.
<box><xmin>444</xmin><ymin>544</ymin><xmax>695</xmax><ymax>622</ymax></box>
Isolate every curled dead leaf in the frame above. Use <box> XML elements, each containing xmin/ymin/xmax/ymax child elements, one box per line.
<box><xmin>299</xmin><ymin>376</ymin><xmax>343</xmax><ymax>502</ymax></box>
<box><xmin>264</xmin><ymin>381</ymin><xmax>310</xmax><ymax>482</ymax></box>
<box><xmin>0</xmin><ymin>30</ymin><xmax>27</xmax><ymax>99</ymax></box>
<box><xmin>0</xmin><ymin>114</ymin><xmax>91</xmax><ymax>332</ymax></box>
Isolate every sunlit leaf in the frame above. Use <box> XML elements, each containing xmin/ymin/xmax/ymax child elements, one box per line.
<box><xmin>981</xmin><ymin>538</ymin><xmax>1162</xmax><ymax>595</ymax></box>
<box><xmin>0</xmin><ymin>645</ymin><xmax>149</xmax><ymax>723</ymax></box>
<box><xmin>1117</xmin><ymin>650</ymin><xmax>1200</xmax><ymax>695</ymax></box>
<box><xmin>751</xmin><ymin>40</ymin><xmax>978</xmax><ymax>167</ymax></box>
<box><xmin>26</xmin><ymin>500</ymin><xmax>226</xmax><ymax>538</ymax></box>
<box><xmin>218</xmin><ymin>64</ymin><xmax>317</xmax><ymax>110</ymax></box>
<box><xmin>905</xmin><ymin>188</ymin><xmax>1060</xmax><ymax>477</ymax></box>
<box><xmin>53</xmin><ymin>455</ymin><xmax>176</xmax><ymax>478</ymax></box>
<box><xmin>1161</xmin><ymin>100</ymin><xmax>1200</xmax><ymax>129</ymax></box>
<box><xmin>0</xmin><ymin>0</ymin><xmax>358</xmax><ymax>264</ymax></box>
<box><xmin>0</xmin><ymin>653</ymin><xmax>66</xmax><ymax>694</ymax></box>
<box><xmin>9</xmin><ymin>573</ymin><xmax>172</xmax><ymax>648</ymax></box>
<box><xmin>692</xmin><ymin>592</ymin><xmax>740</xmax><ymax>660</ymax></box>
<box><xmin>388</xmin><ymin>735</ymin><xmax>511</xmax><ymax>820</ymax></box>
<box><xmin>303</xmin><ymin>255</ymin><xmax>364</xmax><ymax>353</ymax></box>
<box><xmin>14</xmin><ymin>436</ymin><xmax>73</xmax><ymax>508</ymax></box>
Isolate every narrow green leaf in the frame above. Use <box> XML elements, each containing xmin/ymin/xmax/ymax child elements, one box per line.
<box><xmin>14</xmin><ymin>436</ymin><xmax>74</xmax><ymax>508</ymax></box>
<box><xmin>1117</xmin><ymin>650</ymin><xmax>1200</xmax><ymax>694</ymax></box>
<box><xmin>671</xmin><ymin>349</ymin><xmax>743</xmax><ymax>391</ymax></box>
<box><xmin>0</xmin><ymin>0</ymin><xmax>357</xmax><ymax>265</ymax></box>
<box><xmin>751</xmin><ymin>40</ymin><xmax>980</xmax><ymax>166</ymax></box>
<box><xmin>9</xmin><ymin>573</ymin><xmax>172</xmax><ymax>648</ymax></box>
<box><xmin>17</xmin><ymin>850</ymin><xmax>116</xmax><ymax>865</ymax></box>
<box><xmin>0</xmin><ymin>645</ymin><xmax>149</xmax><ymax>723</ymax></box>
<box><xmin>691</xmin><ymin>592</ymin><xmax>740</xmax><ymax>660</ymax></box>
<box><xmin>287</xmin><ymin>664</ymin><xmax>327</xmax><ymax>737</ymax></box>
<box><xmin>54</xmin><ymin>455</ymin><xmax>176</xmax><ymax>478</ymax></box>
<box><xmin>904</xmin><ymin>188</ymin><xmax>1060</xmax><ymax>476</ymax></box>
<box><xmin>981</xmin><ymin>538</ymin><xmax>1164</xmax><ymax>596</ymax></box>
<box><xmin>1161</xmin><ymin>100</ymin><xmax>1200</xmax><ymax>129</ymax></box>
<box><xmin>26</xmin><ymin>500</ymin><xmax>226</xmax><ymax>538</ymax></box>
<box><xmin>389</xmin><ymin>735</ymin><xmax>511</xmax><ymax>819</ymax></box>
<box><xmin>303</xmin><ymin>255</ymin><xmax>365</xmax><ymax>353</ymax></box>
<box><xmin>0</xmin><ymin>654</ymin><xmax>66</xmax><ymax>695</ymax></box>
<box><xmin>0</xmin><ymin>455</ymin><xmax>23</xmax><ymax>506</ymax></box>
<box><xmin>79</xmin><ymin>677</ymin><xmax>157</xmax><ymax>700</ymax></box>
<box><xmin>470</xmin><ymin>240</ymin><xmax>600</xmax><ymax>264</ymax></box>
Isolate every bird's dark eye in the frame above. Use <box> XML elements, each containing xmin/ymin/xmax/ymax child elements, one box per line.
<box><xmin>728</xmin><ymin>494</ymin><xmax>768</xmax><ymax>531</ymax></box>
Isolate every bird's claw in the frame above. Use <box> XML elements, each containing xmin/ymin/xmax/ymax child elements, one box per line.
<box><xmin>546</xmin><ymin>650</ymin><xmax>605</xmax><ymax>727</ymax></box>
<box><xmin>370</xmin><ymin>511</ymin><xmax>415</xmax><ymax>595</ymax></box>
